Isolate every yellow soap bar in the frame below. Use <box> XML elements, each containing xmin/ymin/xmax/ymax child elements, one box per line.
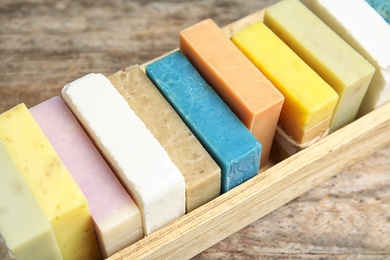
<box><xmin>0</xmin><ymin>104</ymin><xmax>100</xmax><ymax>260</ymax></box>
<box><xmin>232</xmin><ymin>22</ymin><xmax>339</xmax><ymax>143</ymax></box>
<box><xmin>109</xmin><ymin>65</ymin><xmax>221</xmax><ymax>212</ymax></box>
<box><xmin>180</xmin><ymin>19</ymin><xmax>284</xmax><ymax>166</ymax></box>
<box><xmin>264</xmin><ymin>0</ymin><xmax>375</xmax><ymax>132</ymax></box>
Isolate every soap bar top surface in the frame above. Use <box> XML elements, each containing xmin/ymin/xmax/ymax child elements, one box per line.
<box><xmin>145</xmin><ymin>51</ymin><xmax>261</xmax><ymax>193</ymax></box>
<box><xmin>0</xmin><ymin>104</ymin><xmax>100</xmax><ymax>259</ymax></box>
<box><xmin>302</xmin><ymin>0</ymin><xmax>390</xmax><ymax>115</ymax></box>
<box><xmin>30</xmin><ymin>96</ymin><xmax>143</xmax><ymax>257</ymax></box>
<box><xmin>264</xmin><ymin>0</ymin><xmax>375</xmax><ymax>131</ymax></box>
<box><xmin>108</xmin><ymin>65</ymin><xmax>221</xmax><ymax>212</ymax></box>
<box><xmin>366</xmin><ymin>0</ymin><xmax>390</xmax><ymax>23</ymax></box>
<box><xmin>232</xmin><ymin>22</ymin><xmax>338</xmax><ymax>136</ymax></box>
<box><xmin>0</xmin><ymin>141</ymin><xmax>62</xmax><ymax>260</ymax></box>
<box><xmin>61</xmin><ymin>73</ymin><xmax>186</xmax><ymax>236</ymax></box>
<box><xmin>180</xmin><ymin>18</ymin><xmax>284</xmax><ymax>165</ymax></box>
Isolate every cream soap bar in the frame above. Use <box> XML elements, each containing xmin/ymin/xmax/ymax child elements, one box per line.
<box><xmin>61</xmin><ymin>73</ymin><xmax>186</xmax><ymax>236</ymax></box>
<box><xmin>264</xmin><ymin>0</ymin><xmax>375</xmax><ymax>132</ymax></box>
<box><xmin>302</xmin><ymin>0</ymin><xmax>390</xmax><ymax>116</ymax></box>
<box><xmin>0</xmin><ymin>141</ymin><xmax>62</xmax><ymax>260</ymax></box>
<box><xmin>0</xmin><ymin>104</ymin><xmax>100</xmax><ymax>259</ymax></box>
<box><xmin>30</xmin><ymin>96</ymin><xmax>143</xmax><ymax>258</ymax></box>
<box><xmin>232</xmin><ymin>22</ymin><xmax>339</xmax><ymax>143</ymax></box>
<box><xmin>108</xmin><ymin>65</ymin><xmax>221</xmax><ymax>212</ymax></box>
<box><xmin>180</xmin><ymin>19</ymin><xmax>284</xmax><ymax>166</ymax></box>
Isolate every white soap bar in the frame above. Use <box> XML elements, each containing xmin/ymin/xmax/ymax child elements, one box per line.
<box><xmin>62</xmin><ymin>73</ymin><xmax>185</xmax><ymax>236</ymax></box>
<box><xmin>302</xmin><ymin>0</ymin><xmax>390</xmax><ymax>116</ymax></box>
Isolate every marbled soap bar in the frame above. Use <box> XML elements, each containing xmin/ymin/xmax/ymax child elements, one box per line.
<box><xmin>0</xmin><ymin>104</ymin><xmax>100</xmax><ymax>260</ymax></box>
<box><xmin>0</xmin><ymin>141</ymin><xmax>62</xmax><ymax>260</ymax></box>
<box><xmin>232</xmin><ymin>22</ymin><xmax>339</xmax><ymax>144</ymax></box>
<box><xmin>108</xmin><ymin>65</ymin><xmax>221</xmax><ymax>212</ymax></box>
<box><xmin>302</xmin><ymin>0</ymin><xmax>390</xmax><ymax>116</ymax></box>
<box><xmin>145</xmin><ymin>51</ymin><xmax>261</xmax><ymax>193</ymax></box>
<box><xmin>366</xmin><ymin>0</ymin><xmax>390</xmax><ymax>24</ymax></box>
<box><xmin>62</xmin><ymin>73</ymin><xmax>186</xmax><ymax>236</ymax></box>
<box><xmin>180</xmin><ymin>19</ymin><xmax>284</xmax><ymax>166</ymax></box>
<box><xmin>264</xmin><ymin>0</ymin><xmax>375</xmax><ymax>132</ymax></box>
<box><xmin>30</xmin><ymin>96</ymin><xmax>143</xmax><ymax>258</ymax></box>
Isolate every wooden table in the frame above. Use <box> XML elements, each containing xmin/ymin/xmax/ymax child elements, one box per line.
<box><xmin>1</xmin><ymin>0</ymin><xmax>389</xmax><ymax>259</ymax></box>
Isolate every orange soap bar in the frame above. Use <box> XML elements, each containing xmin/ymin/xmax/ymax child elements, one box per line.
<box><xmin>180</xmin><ymin>19</ymin><xmax>284</xmax><ymax>166</ymax></box>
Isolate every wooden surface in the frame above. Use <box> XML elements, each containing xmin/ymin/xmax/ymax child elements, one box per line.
<box><xmin>1</xmin><ymin>1</ymin><xmax>389</xmax><ymax>259</ymax></box>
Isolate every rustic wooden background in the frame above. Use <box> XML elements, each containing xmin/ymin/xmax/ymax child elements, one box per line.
<box><xmin>1</xmin><ymin>0</ymin><xmax>389</xmax><ymax>259</ymax></box>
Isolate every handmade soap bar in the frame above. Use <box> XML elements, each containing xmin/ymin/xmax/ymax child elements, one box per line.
<box><xmin>232</xmin><ymin>22</ymin><xmax>339</xmax><ymax>143</ymax></box>
<box><xmin>0</xmin><ymin>104</ymin><xmax>100</xmax><ymax>259</ymax></box>
<box><xmin>0</xmin><ymin>141</ymin><xmax>62</xmax><ymax>260</ymax></box>
<box><xmin>180</xmin><ymin>19</ymin><xmax>284</xmax><ymax>165</ymax></box>
<box><xmin>264</xmin><ymin>0</ymin><xmax>375</xmax><ymax>132</ymax></box>
<box><xmin>366</xmin><ymin>0</ymin><xmax>390</xmax><ymax>24</ymax></box>
<box><xmin>62</xmin><ymin>73</ymin><xmax>186</xmax><ymax>236</ymax></box>
<box><xmin>30</xmin><ymin>96</ymin><xmax>143</xmax><ymax>258</ymax></box>
<box><xmin>301</xmin><ymin>0</ymin><xmax>390</xmax><ymax>116</ymax></box>
<box><xmin>145</xmin><ymin>51</ymin><xmax>262</xmax><ymax>193</ymax></box>
<box><xmin>108</xmin><ymin>65</ymin><xmax>221</xmax><ymax>212</ymax></box>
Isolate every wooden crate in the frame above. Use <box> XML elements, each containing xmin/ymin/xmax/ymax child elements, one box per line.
<box><xmin>108</xmin><ymin>8</ymin><xmax>390</xmax><ymax>260</ymax></box>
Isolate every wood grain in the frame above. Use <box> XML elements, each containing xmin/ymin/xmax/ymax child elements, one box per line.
<box><xmin>1</xmin><ymin>1</ymin><xmax>389</xmax><ymax>259</ymax></box>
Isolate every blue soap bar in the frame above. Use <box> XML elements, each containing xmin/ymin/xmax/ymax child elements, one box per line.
<box><xmin>366</xmin><ymin>0</ymin><xmax>390</xmax><ymax>24</ymax></box>
<box><xmin>145</xmin><ymin>51</ymin><xmax>261</xmax><ymax>193</ymax></box>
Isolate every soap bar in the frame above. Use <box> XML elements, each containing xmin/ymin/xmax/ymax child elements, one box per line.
<box><xmin>366</xmin><ymin>0</ymin><xmax>390</xmax><ymax>24</ymax></box>
<box><xmin>0</xmin><ymin>141</ymin><xmax>62</xmax><ymax>260</ymax></box>
<box><xmin>301</xmin><ymin>0</ymin><xmax>390</xmax><ymax>116</ymax></box>
<box><xmin>264</xmin><ymin>0</ymin><xmax>375</xmax><ymax>132</ymax></box>
<box><xmin>62</xmin><ymin>73</ymin><xmax>186</xmax><ymax>236</ymax></box>
<box><xmin>180</xmin><ymin>19</ymin><xmax>284</xmax><ymax>165</ymax></box>
<box><xmin>0</xmin><ymin>104</ymin><xmax>100</xmax><ymax>259</ymax></box>
<box><xmin>145</xmin><ymin>51</ymin><xmax>262</xmax><ymax>193</ymax></box>
<box><xmin>30</xmin><ymin>96</ymin><xmax>143</xmax><ymax>258</ymax></box>
<box><xmin>108</xmin><ymin>65</ymin><xmax>221</xmax><ymax>212</ymax></box>
<box><xmin>232</xmin><ymin>22</ymin><xmax>339</xmax><ymax>143</ymax></box>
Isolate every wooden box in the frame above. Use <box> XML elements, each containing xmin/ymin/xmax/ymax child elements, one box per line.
<box><xmin>108</xmin><ymin>8</ymin><xmax>390</xmax><ymax>260</ymax></box>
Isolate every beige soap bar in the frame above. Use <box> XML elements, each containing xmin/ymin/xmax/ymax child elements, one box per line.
<box><xmin>108</xmin><ymin>65</ymin><xmax>221</xmax><ymax>212</ymax></box>
<box><xmin>0</xmin><ymin>104</ymin><xmax>100</xmax><ymax>259</ymax></box>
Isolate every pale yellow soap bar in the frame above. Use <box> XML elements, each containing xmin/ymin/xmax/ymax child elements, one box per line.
<box><xmin>0</xmin><ymin>141</ymin><xmax>62</xmax><ymax>260</ymax></box>
<box><xmin>232</xmin><ymin>22</ymin><xmax>339</xmax><ymax>143</ymax></box>
<box><xmin>0</xmin><ymin>104</ymin><xmax>100</xmax><ymax>260</ymax></box>
<box><xmin>264</xmin><ymin>0</ymin><xmax>375</xmax><ymax>132</ymax></box>
<box><xmin>108</xmin><ymin>65</ymin><xmax>221</xmax><ymax>212</ymax></box>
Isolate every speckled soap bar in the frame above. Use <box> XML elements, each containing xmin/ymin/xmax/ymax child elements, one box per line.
<box><xmin>0</xmin><ymin>104</ymin><xmax>100</xmax><ymax>260</ymax></box>
<box><xmin>0</xmin><ymin>141</ymin><xmax>62</xmax><ymax>260</ymax></box>
<box><xmin>108</xmin><ymin>65</ymin><xmax>221</xmax><ymax>212</ymax></box>
<box><xmin>145</xmin><ymin>51</ymin><xmax>261</xmax><ymax>193</ymax></box>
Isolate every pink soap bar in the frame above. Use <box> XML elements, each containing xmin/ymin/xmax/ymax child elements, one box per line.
<box><xmin>30</xmin><ymin>96</ymin><xmax>143</xmax><ymax>258</ymax></box>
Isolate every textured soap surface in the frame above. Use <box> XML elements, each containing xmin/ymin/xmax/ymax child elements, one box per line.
<box><xmin>232</xmin><ymin>22</ymin><xmax>339</xmax><ymax>143</ymax></box>
<box><xmin>0</xmin><ymin>141</ymin><xmax>62</xmax><ymax>260</ymax></box>
<box><xmin>180</xmin><ymin>19</ymin><xmax>284</xmax><ymax>166</ymax></box>
<box><xmin>366</xmin><ymin>0</ymin><xmax>390</xmax><ymax>23</ymax></box>
<box><xmin>145</xmin><ymin>51</ymin><xmax>262</xmax><ymax>193</ymax></box>
<box><xmin>108</xmin><ymin>65</ymin><xmax>221</xmax><ymax>212</ymax></box>
<box><xmin>30</xmin><ymin>96</ymin><xmax>143</xmax><ymax>258</ymax></box>
<box><xmin>264</xmin><ymin>0</ymin><xmax>375</xmax><ymax>132</ymax></box>
<box><xmin>62</xmin><ymin>73</ymin><xmax>186</xmax><ymax>236</ymax></box>
<box><xmin>0</xmin><ymin>104</ymin><xmax>100</xmax><ymax>260</ymax></box>
<box><xmin>302</xmin><ymin>0</ymin><xmax>390</xmax><ymax>116</ymax></box>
